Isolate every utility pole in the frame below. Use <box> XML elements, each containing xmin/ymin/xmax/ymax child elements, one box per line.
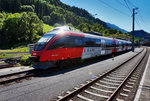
<box><xmin>132</xmin><ymin>8</ymin><xmax>135</xmax><ymax>52</ymax></box>
<box><xmin>132</xmin><ymin>8</ymin><xmax>138</xmax><ymax>52</ymax></box>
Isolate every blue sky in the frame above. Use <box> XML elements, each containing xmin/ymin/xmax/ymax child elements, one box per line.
<box><xmin>60</xmin><ymin>0</ymin><xmax>150</xmax><ymax>33</ymax></box>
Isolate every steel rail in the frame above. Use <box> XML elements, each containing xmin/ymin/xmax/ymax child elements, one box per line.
<box><xmin>107</xmin><ymin>48</ymin><xmax>147</xmax><ymax>101</ymax></box>
<box><xmin>57</xmin><ymin>48</ymin><xmax>144</xmax><ymax>101</ymax></box>
<box><xmin>0</xmin><ymin>64</ymin><xmax>14</xmax><ymax>69</ymax></box>
<box><xmin>0</xmin><ymin>69</ymin><xmax>35</xmax><ymax>85</ymax></box>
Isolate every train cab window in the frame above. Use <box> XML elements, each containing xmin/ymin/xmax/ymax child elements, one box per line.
<box><xmin>34</xmin><ymin>34</ymin><xmax>55</xmax><ymax>51</ymax></box>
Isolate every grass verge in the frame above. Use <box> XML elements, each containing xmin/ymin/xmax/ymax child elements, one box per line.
<box><xmin>0</xmin><ymin>46</ymin><xmax>29</xmax><ymax>53</ymax></box>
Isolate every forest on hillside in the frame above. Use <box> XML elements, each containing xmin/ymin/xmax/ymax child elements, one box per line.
<box><xmin>0</xmin><ymin>0</ymin><xmax>107</xmax><ymax>26</ymax></box>
<box><xmin>0</xmin><ymin>0</ymin><xmax>136</xmax><ymax>49</ymax></box>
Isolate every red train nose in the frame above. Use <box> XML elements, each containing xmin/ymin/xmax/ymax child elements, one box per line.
<box><xmin>29</xmin><ymin>56</ymin><xmax>40</xmax><ymax>62</ymax></box>
<box><xmin>30</xmin><ymin>51</ymin><xmax>42</xmax><ymax>62</ymax></box>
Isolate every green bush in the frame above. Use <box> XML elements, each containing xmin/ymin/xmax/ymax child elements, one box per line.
<box><xmin>1</xmin><ymin>53</ymin><xmax>6</xmax><ymax>57</ymax></box>
<box><xmin>20</xmin><ymin>55</ymin><xmax>32</xmax><ymax>66</ymax></box>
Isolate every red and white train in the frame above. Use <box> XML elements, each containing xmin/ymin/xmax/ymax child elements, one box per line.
<box><xmin>30</xmin><ymin>26</ymin><xmax>132</xmax><ymax>69</ymax></box>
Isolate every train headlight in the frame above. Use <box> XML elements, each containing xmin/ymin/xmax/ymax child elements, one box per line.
<box><xmin>33</xmin><ymin>53</ymin><xmax>36</xmax><ymax>55</ymax></box>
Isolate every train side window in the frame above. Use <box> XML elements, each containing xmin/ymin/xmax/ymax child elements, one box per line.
<box><xmin>84</xmin><ymin>38</ymin><xmax>101</xmax><ymax>47</ymax></box>
<box><xmin>84</xmin><ymin>38</ymin><xmax>88</xmax><ymax>47</ymax></box>
<box><xmin>74</xmin><ymin>37</ymin><xmax>84</xmax><ymax>47</ymax></box>
<box><xmin>91</xmin><ymin>38</ymin><xmax>97</xmax><ymax>46</ymax></box>
<box><xmin>96</xmin><ymin>39</ymin><xmax>101</xmax><ymax>46</ymax></box>
<box><xmin>52</xmin><ymin>38</ymin><xmax>65</xmax><ymax>49</ymax></box>
<box><xmin>65</xmin><ymin>36</ymin><xmax>75</xmax><ymax>48</ymax></box>
<box><xmin>47</xmin><ymin>36</ymin><xmax>68</xmax><ymax>50</ymax></box>
<box><xmin>84</xmin><ymin>38</ymin><xmax>94</xmax><ymax>47</ymax></box>
<box><xmin>84</xmin><ymin>38</ymin><xmax>90</xmax><ymax>47</ymax></box>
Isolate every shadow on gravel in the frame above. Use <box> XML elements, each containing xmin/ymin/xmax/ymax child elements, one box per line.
<box><xmin>35</xmin><ymin>50</ymin><xmax>131</xmax><ymax>78</ymax></box>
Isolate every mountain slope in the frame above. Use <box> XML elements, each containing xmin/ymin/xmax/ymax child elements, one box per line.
<box><xmin>106</xmin><ymin>23</ymin><xmax>127</xmax><ymax>33</ymax></box>
<box><xmin>129</xmin><ymin>30</ymin><xmax>150</xmax><ymax>41</ymax></box>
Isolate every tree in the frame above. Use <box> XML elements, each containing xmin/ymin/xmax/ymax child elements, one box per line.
<box><xmin>108</xmin><ymin>29</ymin><xmax>117</xmax><ymax>35</ymax></box>
<box><xmin>20</xmin><ymin>5</ymin><xmax>34</xmax><ymax>12</ymax></box>
<box><xmin>0</xmin><ymin>12</ymin><xmax>5</xmax><ymax>30</ymax></box>
<box><xmin>77</xmin><ymin>23</ymin><xmax>91</xmax><ymax>32</ymax></box>
<box><xmin>102</xmin><ymin>29</ymin><xmax>109</xmax><ymax>36</ymax></box>
<box><xmin>92</xmin><ymin>23</ymin><xmax>104</xmax><ymax>33</ymax></box>
<box><xmin>50</xmin><ymin>11</ymin><xmax>66</xmax><ymax>25</ymax></box>
<box><xmin>1</xmin><ymin>12</ymin><xmax>43</xmax><ymax>47</ymax></box>
<box><xmin>67</xmin><ymin>23</ymin><xmax>74</xmax><ymax>27</ymax></box>
<box><xmin>53</xmin><ymin>23</ymin><xmax>61</xmax><ymax>27</ymax></box>
<box><xmin>0</xmin><ymin>12</ymin><xmax>5</xmax><ymax>46</ymax></box>
<box><xmin>42</xmin><ymin>16</ymin><xmax>51</xmax><ymax>24</ymax></box>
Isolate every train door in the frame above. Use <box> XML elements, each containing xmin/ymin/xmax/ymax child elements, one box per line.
<box><xmin>70</xmin><ymin>36</ymin><xmax>83</xmax><ymax>59</ymax></box>
<box><xmin>82</xmin><ymin>38</ymin><xmax>91</xmax><ymax>59</ymax></box>
<box><xmin>107</xmin><ymin>40</ymin><xmax>112</xmax><ymax>54</ymax></box>
<box><xmin>121</xmin><ymin>41</ymin><xmax>124</xmax><ymax>51</ymax></box>
<box><xmin>95</xmin><ymin>39</ymin><xmax>101</xmax><ymax>57</ymax></box>
<box><xmin>112</xmin><ymin>38</ymin><xmax>116</xmax><ymax>53</ymax></box>
<box><xmin>118</xmin><ymin>41</ymin><xmax>122</xmax><ymax>52</ymax></box>
<box><xmin>101</xmin><ymin>39</ymin><xmax>105</xmax><ymax>55</ymax></box>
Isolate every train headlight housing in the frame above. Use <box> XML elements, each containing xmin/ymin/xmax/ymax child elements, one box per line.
<box><xmin>29</xmin><ymin>56</ymin><xmax>40</xmax><ymax>62</ymax></box>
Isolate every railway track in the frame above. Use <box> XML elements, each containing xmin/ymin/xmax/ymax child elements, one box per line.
<box><xmin>0</xmin><ymin>64</ymin><xmax>14</xmax><ymax>69</ymax></box>
<box><xmin>0</xmin><ymin>62</ymin><xmax>79</xmax><ymax>87</ymax></box>
<box><xmin>0</xmin><ymin>68</ymin><xmax>60</xmax><ymax>87</ymax></box>
<box><xmin>0</xmin><ymin>56</ymin><xmax>22</xmax><ymax>69</ymax></box>
<box><xmin>57</xmin><ymin>48</ymin><xmax>147</xmax><ymax>101</ymax></box>
<box><xmin>0</xmin><ymin>62</ymin><xmax>76</xmax><ymax>87</ymax></box>
<box><xmin>0</xmin><ymin>56</ymin><xmax>21</xmax><ymax>64</ymax></box>
<box><xmin>0</xmin><ymin>69</ymin><xmax>35</xmax><ymax>86</ymax></box>
<box><xmin>0</xmin><ymin>48</ymin><xmax>146</xmax><ymax>96</ymax></box>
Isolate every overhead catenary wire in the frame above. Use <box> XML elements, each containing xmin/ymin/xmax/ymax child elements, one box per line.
<box><xmin>138</xmin><ymin>12</ymin><xmax>145</xmax><ymax>25</ymax></box>
<box><xmin>127</xmin><ymin>0</ymin><xmax>137</xmax><ymax>8</ymax></box>
<box><xmin>125</xmin><ymin>0</ymin><xmax>150</xmax><ymax>30</ymax></box>
<box><xmin>97</xmin><ymin>0</ymin><xmax>149</xmax><ymax>32</ymax></box>
<box><xmin>124</xmin><ymin>0</ymin><xmax>132</xmax><ymax>14</ymax></box>
<box><xmin>138</xmin><ymin>11</ymin><xmax>150</xmax><ymax>29</ymax></box>
<box><xmin>97</xmin><ymin>0</ymin><xmax>130</xmax><ymax>17</ymax></box>
<box><xmin>116</xmin><ymin>0</ymin><xmax>127</xmax><ymax>8</ymax></box>
<box><xmin>135</xmin><ymin>17</ymin><xmax>141</xmax><ymax>28</ymax></box>
<box><xmin>122</xmin><ymin>0</ymin><xmax>141</xmax><ymax>28</ymax></box>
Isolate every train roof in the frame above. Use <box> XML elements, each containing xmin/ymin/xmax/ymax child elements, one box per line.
<box><xmin>86</xmin><ymin>32</ymin><xmax>102</xmax><ymax>36</ymax></box>
<box><xmin>46</xmin><ymin>26</ymin><xmax>131</xmax><ymax>43</ymax></box>
<box><xmin>50</xmin><ymin>26</ymin><xmax>71</xmax><ymax>31</ymax></box>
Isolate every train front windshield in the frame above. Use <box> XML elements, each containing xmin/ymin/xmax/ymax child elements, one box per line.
<box><xmin>34</xmin><ymin>34</ymin><xmax>55</xmax><ymax>51</ymax></box>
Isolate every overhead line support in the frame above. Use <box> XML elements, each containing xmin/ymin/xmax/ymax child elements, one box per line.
<box><xmin>132</xmin><ymin>7</ymin><xmax>138</xmax><ymax>52</ymax></box>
